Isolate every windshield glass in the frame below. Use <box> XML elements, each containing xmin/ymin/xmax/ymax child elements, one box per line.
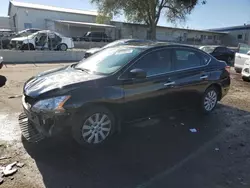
<box><xmin>15</xmin><ymin>30</ymin><xmax>29</xmax><ymax>37</ymax></box>
<box><xmin>103</xmin><ymin>40</ymin><xmax>124</xmax><ymax>49</ymax></box>
<box><xmin>201</xmin><ymin>46</ymin><xmax>215</xmax><ymax>53</ymax></box>
<box><xmin>239</xmin><ymin>43</ymin><xmax>250</xmax><ymax>54</ymax></box>
<box><xmin>75</xmin><ymin>47</ymin><xmax>143</xmax><ymax>74</ymax></box>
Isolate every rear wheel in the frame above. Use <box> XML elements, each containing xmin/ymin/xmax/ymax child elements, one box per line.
<box><xmin>72</xmin><ymin>105</ymin><xmax>116</xmax><ymax>147</ymax></box>
<box><xmin>200</xmin><ymin>86</ymin><xmax>219</xmax><ymax>114</ymax></box>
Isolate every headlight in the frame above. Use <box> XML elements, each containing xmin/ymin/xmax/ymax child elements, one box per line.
<box><xmin>32</xmin><ymin>96</ymin><xmax>71</xmax><ymax>112</ymax></box>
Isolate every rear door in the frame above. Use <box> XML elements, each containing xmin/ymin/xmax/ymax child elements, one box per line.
<box><xmin>168</xmin><ymin>47</ymin><xmax>211</xmax><ymax>108</ymax></box>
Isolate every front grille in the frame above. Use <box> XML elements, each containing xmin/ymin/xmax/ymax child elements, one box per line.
<box><xmin>18</xmin><ymin>112</ymin><xmax>45</xmax><ymax>143</ymax></box>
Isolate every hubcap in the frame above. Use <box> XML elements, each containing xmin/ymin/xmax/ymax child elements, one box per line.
<box><xmin>204</xmin><ymin>90</ymin><xmax>217</xmax><ymax>111</ymax></box>
<box><xmin>61</xmin><ymin>45</ymin><xmax>66</xmax><ymax>51</ymax></box>
<box><xmin>82</xmin><ymin>113</ymin><xmax>111</xmax><ymax>144</ymax></box>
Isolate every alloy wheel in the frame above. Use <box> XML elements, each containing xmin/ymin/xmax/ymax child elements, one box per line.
<box><xmin>204</xmin><ymin>90</ymin><xmax>217</xmax><ymax>111</ymax></box>
<box><xmin>81</xmin><ymin>113</ymin><xmax>111</xmax><ymax>144</ymax></box>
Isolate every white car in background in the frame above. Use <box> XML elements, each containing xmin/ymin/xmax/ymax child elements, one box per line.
<box><xmin>234</xmin><ymin>43</ymin><xmax>250</xmax><ymax>73</ymax></box>
<box><xmin>10</xmin><ymin>30</ymin><xmax>74</xmax><ymax>51</ymax></box>
<box><xmin>241</xmin><ymin>57</ymin><xmax>250</xmax><ymax>81</ymax></box>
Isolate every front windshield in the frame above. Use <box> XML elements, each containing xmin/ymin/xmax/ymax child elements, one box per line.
<box><xmin>201</xmin><ymin>46</ymin><xmax>215</xmax><ymax>53</ymax></box>
<box><xmin>75</xmin><ymin>47</ymin><xmax>143</xmax><ymax>74</ymax></box>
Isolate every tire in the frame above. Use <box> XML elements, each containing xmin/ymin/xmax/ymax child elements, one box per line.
<box><xmin>235</xmin><ymin>68</ymin><xmax>241</xmax><ymax>74</ymax></box>
<box><xmin>200</xmin><ymin>86</ymin><xmax>219</xmax><ymax>114</ymax></box>
<box><xmin>72</xmin><ymin>105</ymin><xmax>116</xmax><ymax>147</ymax></box>
<box><xmin>242</xmin><ymin>76</ymin><xmax>250</xmax><ymax>82</ymax></box>
<box><xmin>59</xmin><ymin>43</ymin><xmax>68</xmax><ymax>51</ymax></box>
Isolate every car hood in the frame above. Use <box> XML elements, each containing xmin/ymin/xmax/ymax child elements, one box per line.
<box><xmin>86</xmin><ymin>48</ymin><xmax>101</xmax><ymax>54</ymax></box>
<box><xmin>24</xmin><ymin>65</ymin><xmax>105</xmax><ymax>98</ymax></box>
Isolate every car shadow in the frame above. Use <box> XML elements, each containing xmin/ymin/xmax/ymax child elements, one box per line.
<box><xmin>22</xmin><ymin>104</ymin><xmax>250</xmax><ymax>188</ymax></box>
<box><xmin>0</xmin><ymin>75</ymin><xmax>7</xmax><ymax>87</ymax></box>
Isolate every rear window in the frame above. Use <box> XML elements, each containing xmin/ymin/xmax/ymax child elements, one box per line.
<box><xmin>174</xmin><ymin>48</ymin><xmax>210</xmax><ymax>70</ymax></box>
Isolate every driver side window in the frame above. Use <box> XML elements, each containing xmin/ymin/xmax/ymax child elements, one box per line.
<box><xmin>129</xmin><ymin>49</ymin><xmax>172</xmax><ymax>77</ymax></box>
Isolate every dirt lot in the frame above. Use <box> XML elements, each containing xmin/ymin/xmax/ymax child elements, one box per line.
<box><xmin>0</xmin><ymin>63</ymin><xmax>250</xmax><ymax>188</ymax></box>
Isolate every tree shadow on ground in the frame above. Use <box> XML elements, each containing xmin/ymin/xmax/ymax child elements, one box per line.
<box><xmin>0</xmin><ymin>75</ymin><xmax>7</xmax><ymax>87</ymax></box>
<box><xmin>22</xmin><ymin>104</ymin><xmax>250</xmax><ymax>188</ymax></box>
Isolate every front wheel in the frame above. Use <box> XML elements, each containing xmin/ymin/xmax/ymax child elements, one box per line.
<box><xmin>72</xmin><ymin>105</ymin><xmax>116</xmax><ymax>147</ymax></box>
<box><xmin>242</xmin><ymin>76</ymin><xmax>250</xmax><ymax>82</ymax></box>
<box><xmin>200</xmin><ymin>86</ymin><xmax>219</xmax><ymax>114</ymax></box>
<box><xmin>59</xmin><ymin>44</ymin><xmax>68</xmax><ymax>51</ymax></box>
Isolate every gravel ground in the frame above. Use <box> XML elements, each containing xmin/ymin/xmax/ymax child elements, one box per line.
<box><xmin>0</xmin><ymin>64</ymin><xmax>250</xmax><ymax>188</ymax></box>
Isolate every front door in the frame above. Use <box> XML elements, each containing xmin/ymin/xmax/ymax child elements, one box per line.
<box><xmin>120</xmin><ymin>48</ymin><xmax>174</xmax><ymax>121</ymax></box>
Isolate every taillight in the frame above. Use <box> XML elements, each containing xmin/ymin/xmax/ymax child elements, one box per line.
<box><xmin>225</xmin><ymin>66</ymin><xmax>230</xmax><ymax>74</ymax></box>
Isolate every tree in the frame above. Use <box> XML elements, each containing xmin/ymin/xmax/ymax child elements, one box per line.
<box><xmin>91</xmin><ymin>0</ymin><xmax>206</xmax><ymax>39</ymax></box>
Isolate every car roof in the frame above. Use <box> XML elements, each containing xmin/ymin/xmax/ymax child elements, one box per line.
<box><xmin>113</xmin><ymin>42</ymin><xmax>200</xmax><ymax>51</ymax></box>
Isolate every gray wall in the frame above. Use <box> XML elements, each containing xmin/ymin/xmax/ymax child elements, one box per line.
<box><xmin>0</xmin><ymin>50</ymin><xmax>85</xmax><ymax>63</ymax></box>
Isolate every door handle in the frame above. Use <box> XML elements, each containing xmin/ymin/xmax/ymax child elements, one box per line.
<box><xmin>200</xmin><ymin>75</ymin><xmax>208</xmax><ymax>79</ymax></box>
<box><xmin>237</xmin><ymin>55</ymin><xmax>241</xmax><ymax>58</ymax></box>
<box><xmin>164</xmin><ymin>81</ymin><xmax>175</xmax><ymax>86</ymax></box>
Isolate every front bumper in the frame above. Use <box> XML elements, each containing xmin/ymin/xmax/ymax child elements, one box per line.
<box><xmin>19</xmin><ymin>97</ymin><xmax>72</xmax><ymax>143</ymax></box>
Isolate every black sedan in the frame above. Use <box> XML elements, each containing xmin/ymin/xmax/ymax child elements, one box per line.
<box><xmin>200</xmin><ymin>46</ymin><xmax>235</xmax><ymax>65</ymax></box>
<box><xmin>19</xmin><ymin>43</ymin><xmax>230</xmax><ymax>147</ymax></box>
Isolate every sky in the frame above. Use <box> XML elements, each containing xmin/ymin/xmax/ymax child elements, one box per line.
<box><xmin>0</xmin><ymin>0</ymin><xmax>250</xmax><ymax>29</ymax></box>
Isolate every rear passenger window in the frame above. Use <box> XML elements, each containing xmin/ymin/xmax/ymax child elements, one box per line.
<box><xmin>173</xmin><ymin>49</ymin><xmax>208</xmax><ymax>70</ymax></box>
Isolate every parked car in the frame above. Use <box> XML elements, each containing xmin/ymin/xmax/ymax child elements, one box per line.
<box><xmin>234</xmin><ymin>43</ymin><xmax>250</xmax><ymax>73</ymax></box>
<box><xmin>84</xmin><ymin>39</ymin><xmax>154</xmax><ymax>58</ymax></box>
<box><xmin>0</xmin><ymin>28</ymin><xmax>41</xmax><ymax>49</ymax></box>
<box><xmin>0</xmin><ymin>29</ymin><xmax>16</xmax><ymax>49</ymax></box>
<box><xmin>0</xmin><ymin>56</ymin><xmax>3</xmax><ymax>69</ymax></box>
<box><xmin>241</xmin><ymin>58</ymin><xmax>250</xmax><ymax>81</ymax></box>
<box><xmin>82</xmin><ymin>31</ymin><xmax>112</xmax><ymax>42</ymax></box>
<box><xmin>10</xmin><ymin>30</ymin><xmax>74</xmax><ymax>51</ymax></box>
<box><xmin>19</xmin><ymin>43</ymin><xmax>230</xmax><ymax>147</ymax></box>
<box><xmin>199</xmin><ymin>46</ymin><xmax>235</xmax><ymax>65</ymax></box>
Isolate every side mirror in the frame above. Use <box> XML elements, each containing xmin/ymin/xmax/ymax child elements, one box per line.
<box><xmin>247</xmin><ymin>51</ymin><xmax>250</xmax><ymax>55</ymax></box>
<box><xmin>129</xmin><ymin>69</ymin><xmax>146</xmax><ymax>79</ymax></box>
